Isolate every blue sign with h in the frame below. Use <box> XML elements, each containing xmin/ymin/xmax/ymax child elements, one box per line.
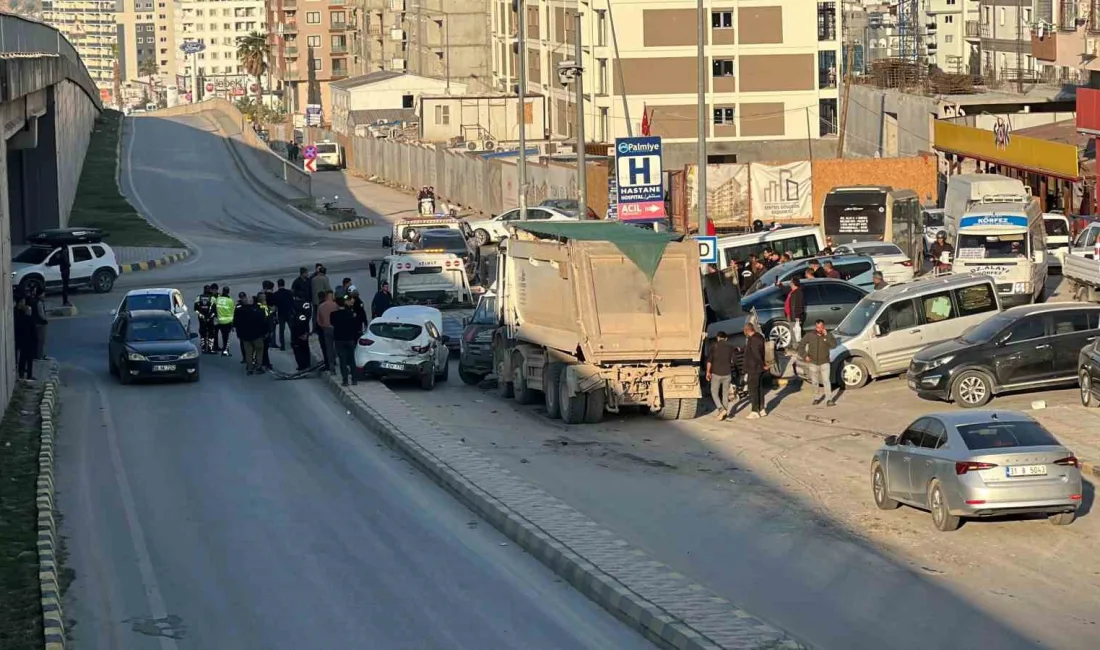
<box><xmin>615</xmin><ymin>137</ymin><xmax>664</xmax><ymax>205</ymax></box>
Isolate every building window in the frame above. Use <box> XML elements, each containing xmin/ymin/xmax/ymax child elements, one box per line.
<box><xmin>819</xmin><ymin>98</ymin><xmax>838</xmax><ymax>136</ymax></box>
<box><xmin>195</xmin><ymin>8</ymin><xmax>203</xmax><ymax>16</ymax></box>
<box><xmin>434</xmin><ymin>104</ymin><xmax>450</xmax><ymax>125</ymax></box>
<box><xmin>402</xmin><ymin>94</ymin><xmax>414</xmax><ymax>108</ymax></box>
<box><xmin>944</xmin><ymin>15</ymin><xmax>953</xmax><ymax>23</ymax></box>
<box><xmin>223</xmin><ymin>23</ymin><xmax>231</xmax><ymax>30</ymax></box>
<box><xmin>310</xmin><ymin>57</ymin><xmax>322</xmax><ymax>70</ymax></box>
<box><xmin>160</xmin><ymin>48</ymin><xmax>166</xmax><ymax>54</ymax></box>
<box><xmin>330</xmin><ymin>11</ymin><xmax>345</xmax><ymax>27</ymax></box>
<box><xmin>712</xmin><ymin>11</ymin><xmax>733</xmax><ymax>29</ymax></box>
<box><xmin>713</xmin><ymin>107</ymin><xmax>735</xmax><ymax>125</ymax></box>
<box><xmin>306</xmin><ymin>11</ymin><xmax>320</xmax><ymax>24</ymax></box>
<box><xmin>596</xmin><ymin>10</ymin><xmax>607</xmax><ymax>46</ymax></box>
<box><xmin>160</xmin><ymin>59</ymin><xmax>167</xmax><ymax>66</ymax></box>
<box><xmin>945</xmin><ymin>34</ymin><xmax>954</xmax><ymax>43</ymax></box>
<box><xmin>817</xmin><ymin>2</ymin><xmax>837</xmax><ymax>41</ymax></box>
<box><xmin>818</xmin><ymin>50</ymin><xmax>837</xmax><ymax>87</ymax></box>
<box><xmin>712</xmin><ymin>58</ymin><xmax>734</xmax><ymax>77</ymax></box>
<box><xmin>137</xmin><ymin>36</ymin><xmax>144</xmax><ymax>43</ymax></box>
<box><xmin>999</xmin><ymin>7</ymin><xmax>1005</xmax><ymax>25</ymax></box>
<box><xmin>211</xmin><ymin>52</ymin><xmax>219</xmax><ymax>59</ymax></box>
<box><xmin>211</xmin><ymin>66</ymin><xmax>220</xmax><ymax>73</ymax></box>
<box><xmin>307</xmin><ymin>35</ymin><xmax>320</xmax><ymax>47</ymax></box>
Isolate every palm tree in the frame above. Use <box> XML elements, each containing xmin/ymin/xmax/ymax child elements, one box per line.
<box><xmin>236</xmin><ymin>31</ymin><xmax>268</xmax><ymax>100</ymax></box>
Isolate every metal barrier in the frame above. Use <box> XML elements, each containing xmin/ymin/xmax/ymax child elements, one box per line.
<box><xmin>0</xmin><ymin>11</ymin><xmax>101</xmax><ymax>109</ymax></box>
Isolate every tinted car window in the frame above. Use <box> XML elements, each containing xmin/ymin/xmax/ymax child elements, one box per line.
<box><xmin>369</xmin><ymin>322</ymin><xmax>423</xmax><ymax>341</ymax></box>
<box><xmin>13</xmin><ymin>247</ymin><xmax>51</xmax><ymax>264</ymax></box>
<box><xmin>816</xmin><ymin>283</ymin><xmax>864</xmax><ymax>304</ymax></box>
<box><xmin>957</xmin><ymin>420</ymin><xmax>1060</xmax><ymax>450</ymax></box>
<box><xmin>1050</xmin><ymin>310</ymin><xmax>1093</xmax><ymax>335</ymax></box>
<box><xmin>1044</xmin><ymin>219</ymin><xmax>1069</xmax><ymax>237</ymax></box>
<box><xmin>746</xmin><ymin>287</ymin><xmax>786</xmax><ymax>310</ymax></box>
<box><xmin>921</xmin><ymin>291</ymin><xmax>954</xmax><ymax>323</ymax></box>
<box><xmin>955</xmin><ymin>284</ymin><xmax>997</xmax><ymax>317</ymax></box>
<box><xmin>833</xmin><ymin>260</ymin><xmax>873</xmax><ymax>280</ymax></box>
<box><xmin>125</xmin><ymin>294</ymin><xmax>172</xmax><ymax>311</ymax></box>
<box><xmin>921</xmin><ymin>419</ymin><xmax>947</xmax><ymax>449</ymax></box>
<box><xmin>1005</xmin><ymin>316</ymin><xmax>1045</xmax><ymax>343</ymax></box>
<box><xmin>899</xmin><ymin>419</ymin><xmax>928</xmax><ymax>447</ymax></box>
<box><xmin>72</xmin><ymin>246</ymin><xmax>93</xmax><ymax>263</ymax></box>
<box><xmin>92</xmin><ymin>245</ymin><xmax>107</xmax><ymax>258</ymax></box>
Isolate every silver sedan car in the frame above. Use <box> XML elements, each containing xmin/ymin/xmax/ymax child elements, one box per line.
<box><xmin>870</xmin><ymin>410</ymin><xmax>1083</xmax><ymax>531</ymax></box>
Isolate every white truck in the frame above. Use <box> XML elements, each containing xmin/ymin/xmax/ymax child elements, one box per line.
<box><xmin>943</xmin><ymin>173</ymin><xmax>1031</xmax><ymax>228</ymax></box>
<box><xmin>368</xmin><ymin>251</ymin><xmax>475</xmax><ymax>352</ymax></box>
<box><xmin>1063</xmin><ymin>221</ymin><xmax>1100</xmax><ymax>302</ymax></box>
<box><xmin>491</xmin><ymin>221</ymin><xmax>705</xmax><ymax>424</ymax></box>
<box><xmin>949</xmin><ymin>198</ymin><xmax>1048</xmax><ymax>306</ymax></box>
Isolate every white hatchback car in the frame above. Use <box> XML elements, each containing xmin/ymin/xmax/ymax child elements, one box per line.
<box><xmin>354</xmin><ymin>305</ymin><xmax>451</xmax><ymax>389</ymax></box>
<box><xmin>833</xmin><ymin>241</ymin><xmax>915</xmax><ymax>285</ymax></box>
<box><xmin>112</xmin><ymin>288</ymin><xmax>192</xmax><ymax>333</ymax></box>
<box><xmin>465</xmin><ymin>206</ymin><xmax>576</xmax><ymax>247</ymax></box>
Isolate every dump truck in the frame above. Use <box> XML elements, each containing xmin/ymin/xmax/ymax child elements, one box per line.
<box><xmin>491</xmin><ymin>221</ymin><xmax>705</xmax><ymax>424</ymax></box>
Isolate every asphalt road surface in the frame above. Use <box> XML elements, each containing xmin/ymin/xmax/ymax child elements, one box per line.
<box><xmin>52</xmin><ymin>115</ymin><xmax>652</xmax><ymax>650</ymax></box>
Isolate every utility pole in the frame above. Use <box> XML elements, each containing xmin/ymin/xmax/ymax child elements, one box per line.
<box><xmin>837</xmin><ymin>40</ymin><xmax>854</xmax><ymax>158</ymax></box>
<box><xmin>416</xmin><ymin>0</ymin><xmax>424</xmax><ymax>76</ymax></box>
<box><xmin>573</xmin><ymin>12</ymin><xmax>587</xmax><ymax>220</ymax></box>
<box><xmin>1015</xmin><ymin>0</ymin><xmax>1023</xmax><ymax>93</ymax></box>
<box><xmin>517</xmin><ymin>0</ymin><xmax>528</xmax><ymax>220</ymax></box>
<box><xmin>696</xmin><ymin>0</ymin><xmax>707</xmax><ymax>234</ymax></box>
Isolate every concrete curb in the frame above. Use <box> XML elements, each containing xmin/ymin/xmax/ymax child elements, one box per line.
<box><xmin>1079</xmin><ymin>460</ymin><xmax>1100</xmax><ymax>481</ymax></box>
<box><xmin>118</xmin><ymin>249</ymin><xmax>192</xmax><ymax>273</ymax></box>
<box><xmin>45</xmin><ymin>305</ymin><xmax>78</xmax><ymax>318</ymax></box>
<box><xmin>303</xmin><ymin>340</ymin><xmax>808</xmax><ymax>650</ymax></box>
<box><xmin>35</xmin><ymin>362</ymin><xmax>66</xmax><ymax>650</ymax></box>
<box><xmin>327</xmin><ymin>217</ymin><xmax>373</xmax><ymax>231</ymax></box>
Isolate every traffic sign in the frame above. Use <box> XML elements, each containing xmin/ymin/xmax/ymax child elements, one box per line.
<box><xmin>304</xmin><ymin>157</ymin><xmax>316</xmax><ymax>174</ymax></box>
<box><xmin>303</xmin><ymin>144</ymin><xmax>318</xmax><ymax>160</ymax></box>
<box><xmin>696</xmin><ymin>236</ymin><xmax>719</xmax><ymax>265</ymax></box>
<box><xmin>615</xmin><ymin>136</ymin><xmax>665</xmax><ymax>220</ymax></box>
<box><xmin>179</xmin><ymin>40</ymin><xmax>205</xmax><ymax>54</ymax></box>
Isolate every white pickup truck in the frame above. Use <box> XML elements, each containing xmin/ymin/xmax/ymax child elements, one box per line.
<box><xmin>1062</xmin><ymin>221</ymin><xmax>1100</xmax><ymax>301</ymax></box>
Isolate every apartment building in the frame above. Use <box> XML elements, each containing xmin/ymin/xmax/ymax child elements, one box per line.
<box><xmin>176</xmin><ymin>0</ymin><xmax>267</xmax><ymax>100</ymax></box>
<box><xmin>925</xmin><ymin>0</ymin><xmax>981</xmax><ymax>73</ymax></box>
<box><xmin>491</xmin><ymin>0</ymin><xmax>843</xmax><ymax>166</ymax></box>
<box><xmin>42</xmin><ymin>0</ymin><xmax>118</xmax><ymax>93</ymax></box>
<box><xmin>116</xmin><ymin>0</ymin><xmax>179</xmax><ymax>85</ymax></box>
<box><xmin>1031</xmin><ymin>0</ymin><xmax>1096</xmax><ymax>84</ymax></box>
<box><xmin>359</xmin><ymin>0</ymin><xmax>492</xmax><ymax>93</ymax></box>
<box><xmin>977</xmin><ymin>0</ymin><xmax>1043</xmax><ymax>82</ymax></box>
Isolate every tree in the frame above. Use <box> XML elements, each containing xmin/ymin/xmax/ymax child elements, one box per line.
<box><xmin>236</xmin><ymin>31</ymin><xmax>268</xmax><ymax>99</ymax></box>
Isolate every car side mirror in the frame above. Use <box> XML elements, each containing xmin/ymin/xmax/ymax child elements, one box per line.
<box><xmin>189</xmin><ymin>332</ymin><xmax>199</xmax><ymax>339</ymax></box>
<box><xmin>382</xmin><ymin>236</ymin><xmax>392</xmax><ymax>248</ymax></box>
<box><xmin>873</xmin><ymin>323</ymin><xmax>882</xmax><ymax>337</ymax></box>
<box><xmin>884</xmin><ymin>435</ymin><xmax>898</xmax><ymax>447</ymax></box>
<box><xmin>110</xmin><ymin>309</ymin><xmax>118</xmax><ymax>316</ymax></box>
<box><xmin>369</xmin><ymin>262</ymin><xmax>377</xmax><ymax>278</ymax></box>
<box><xmin>1032</xmin><ymin>250</ymin><xmax>1044</xmax><ymax>264</ymax></box>
<box><xmin>995</xmin><ymin>332</ymin><xmax>1011</xmax><ymax>346</ymax></box>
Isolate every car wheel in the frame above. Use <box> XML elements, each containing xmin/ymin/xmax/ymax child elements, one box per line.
<box><xmin>872</xmin><ymin>463</ymin><xmax>900</xmax><ymax>510</ymax></box>
<box><xmin>474</xmin><ymin>229</ymin><xmax>491</xmax><ymax>247</ymax></box>
<box><xmin>767</xmin><ymin>321</ymin><xmax>794</xmax><ymax>349</ymax></box>
<box><xmin>558</xmin><ymin>369</ymin><xmax>588</xmax><ymax>425</ymax></box>
<box><xmin>458</xmin><ymin>366</ymin><xmax>482</xmax><ymax>385</ymax></box>
<box><xmin>840</xmin><ymin>358</ymin><xmax>870</xmax><ymax>390</ymax></box>
<box><xmin>543</xmin><ymin>363</ymin><xmax>564</xmax><ymax>419</ymax></box>
<box><xmin>952</xmin><ymin>370</ymin><xmax>993</xmax><ymax>408</ymax></box>
<box><xmin>583</xmin><ymin>388</ymin><xmax>605</xmax><ymax>424</ymax></box>
<box><xmin>19</xmin><ymin>276</ymin><xmax>45</xmax><ymax>298</ymax></box>
<box><xmin>92</xmin><ymin>269</ymin><xmax>116</xmax><ymax>293</ymax></box>
<box><xmin>436</xmin><ymin>358</ymin><xmax>450</xmax><ymax>381</ymax></box>
<box><xmin>512</xmin><ymin>353</ymin><xmax>538</xmax><ymax>405</ymax></box>
<box><xmin>1080</xmin><ymin>370</ymin><xmax>1099</xmax><ymax>408</ymax></box>
<box><xmin>420</xmin><ymin>370</ymin><xmax>436</xmax><ymax>390</ymax></box>
<box><xmin>655</xmin><ymin>398</ymin><xmax>682</xmax><ymax>420</ymax></box>
<box><xmin>929</xmin><ymin>481</ymin><xmax>961</xmax><ymax>532</ymax></box>
<box><xmin>118</xmin><ymin>359</ymin><xmax>132</xmax><ymax>385</ymax></box>
<box><xmin>1049</xmin><ymin>511</ymin><xmax>1077</xmax><ymax>526</ymax></box>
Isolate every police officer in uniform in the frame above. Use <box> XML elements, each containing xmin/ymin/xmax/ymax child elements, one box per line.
<box><xmin>214</xmin><ymin>286</ymin><xmax>236</xmax><ymax>356</ymax></box>
<box><xmin>257</xmin><ymin>290</ymin><xmax>276</xmax><ymax>370</ymax></box>
<box><xmin>194</xmin><ymin>285</ymin><xmax>214</xmax><ymax>353</ymax></box>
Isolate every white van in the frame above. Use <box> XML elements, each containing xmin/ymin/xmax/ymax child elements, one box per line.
<box><xmin>949</xmin><ymin>198</ymin><xmax>1047</xmax><ymax>306</ymax></box>
<box><xmin>825</xmin><ymin>273</ymin><xmax>1002</xmax><ymax>389</ymax></box>
<box><xmin>1043</xmin><ymin>212</ymin><xmax>1071</xmax><ymax>270</ymax></box>
<box><xmin>943</xmin><ymin>174</ymin><xmax>1030</xmax><ymax>228</ymax></box>
<box><xmin>314</xmin><ymin>140</ymin><xmax>344</xmax><ymax>170</ymax></box>
<box><xmin>715</xmin><ymin>225</ymin><xmax>824</xmax><ymax>266</ymax></box>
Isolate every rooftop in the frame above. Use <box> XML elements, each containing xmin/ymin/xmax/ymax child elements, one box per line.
<box><xmin>329</xmin><ymin>70</ymin><xmax>446</xmax><ymax>90</ymax></box>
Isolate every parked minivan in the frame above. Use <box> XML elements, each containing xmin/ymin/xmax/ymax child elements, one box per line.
<box><xmin>826</xmin><ymin>273</ymin><xmax>1002</xmax><ymax>389</ymax></box>
<box><xmin>744</xmin><ymin>254</ymin><xmax>877</xmax><ymax>296</ymax></box>
<box><xmin>907</xmin><ymin>303</ymin><xmax>1100</xmax><ymax>408</ymax></box>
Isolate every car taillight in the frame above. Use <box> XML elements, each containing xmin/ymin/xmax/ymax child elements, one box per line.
<box><xmin>900</xmin><ymin>260</ymin><xmax>913</xmax><ymax>267</ymax></box>
<box><xmin>1054</xmin><ymin>455</ymin><xmax>1079</xmax><ymax>468</ymax></box>
<box><xmin>956</xmin><ymin>461</ymin><xmax>998</xmax><ymax>475</ymax></box>
<box><xmin>358</xmin><ymin>338</ymin><xmax>373</xmax><ymax>346</ymax></box>
<box><xmin>411</xmin><ymin>345</ymin><xmax>430</xmax><ymax>353</ymax></box>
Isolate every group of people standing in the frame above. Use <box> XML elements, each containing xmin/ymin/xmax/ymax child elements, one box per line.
<box><xmin>292</xmin><ymin>265</ymin><xmax>370</xmax><ymax>386</ymax></box>
<box><xmin>12</xmin><ymin>285</ymin><xmax>50</xmax><ymax>381</ymax></box>
<box><xmin>193</xmin><ymin>282</ymin><xmax>289</xmax><ymax>375</ymax></box>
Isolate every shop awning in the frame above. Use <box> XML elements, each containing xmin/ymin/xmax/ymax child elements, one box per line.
<box><xmin>934</xmin><ymin>121</ymin><xmax>1080</xmax><ymax>181</ymax></box>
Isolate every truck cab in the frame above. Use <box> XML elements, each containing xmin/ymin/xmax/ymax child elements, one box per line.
<box><xmin>369</xmin><ymin>252</ymin><xmax>475</xmax><ymax>350</ymax></box>
<box><xmin>381</xmin><ymin>216</ymin><xmax>472</xmax><ymax>254</ymax></box>
<box><xmin>951</xmin><ymin>199</ymin><xmax>1047</xmax><ymax>306</ymax></box>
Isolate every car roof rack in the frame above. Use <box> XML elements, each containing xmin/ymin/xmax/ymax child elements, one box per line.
<box><xmin>26</xmin><ymin>227</ymin><xmax>107</xmax><ymax>246</ymax></box>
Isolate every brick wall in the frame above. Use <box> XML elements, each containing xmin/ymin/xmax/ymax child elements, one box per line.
<box><xmin>810</xmin><ymin>154</ymin><xmax>938</xmax><ymax>220</ymax></box>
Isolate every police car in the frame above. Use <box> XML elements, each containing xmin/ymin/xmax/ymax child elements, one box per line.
<box><xmin>11</xmin><ymin>228</ymin><xmax>120</xmax><ymax>296</ymax></box>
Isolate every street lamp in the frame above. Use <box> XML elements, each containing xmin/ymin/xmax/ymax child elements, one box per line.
<box><xmin>556</xmin><ymin>12</ymin><xmax>588</xmax><ymax>221</ymax></box>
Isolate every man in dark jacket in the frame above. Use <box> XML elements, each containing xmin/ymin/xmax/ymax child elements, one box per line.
<box><xmin>807</xmin><ymin>259</ymin><xmax>827</xmax><ymax>278</ymax></box>
<box><xmin>59</xmin><ymin>247</ymin><xmax>72</xmax><ymax>306</ymax></box>
<box><xmin>371</xmin><ymin>282</ymin><xmax>393</xmax><ymax>319</ymax></box>
<box><xmin>290</xmin><ymin>301</ymin><xmax>314</xmax><ymax>371</ymax></box>
<box><xmin>273</xmin><ymin>278</ymin><xmax>296</xmax><ymax>350</ymax></box>
<box><xmin>234</xmin><ymin>295</ymin><xmax>268</xmax><ymax>375</ymax></box>
<box><xmin>331</xmin><ymin>295</ymin><xmax>361</xmax><ymax>386</ymax></box>
<box><xmin>797</xmin><ymin>319</ymin><xmax>838</xmax><ymax>407</ymax></box>
<box><xmin>741</xmin><ymin>323</ymin><xmax>767</xmax><ymax>419</ymax></box>
<box><xmin>28</xmin><ymin>287</ymin><xmax>49</xmax><ymax>360</ymax></box>
<box><xmin>348</xmin><ymin>286</ymin><xmax>368</xmax><ymax>332</ymax></box>
<box><xmin>705</xmin><ymin>331</ymin><xmax>737</xmax><ymax>420</ymax></box>
<box><xmin>779</xmin><ymin>277</ymin><xmax>805</xmax><ymax>350</ymax></box>
<box><xmin>14</xmin><ymin>293</ymin><xmax>37</xmax><ymax>380</ymax></box>
<box><xmin>291</xmin><ymin>267</ymin><xmax>312</xmax><ymax>303</ymax></box>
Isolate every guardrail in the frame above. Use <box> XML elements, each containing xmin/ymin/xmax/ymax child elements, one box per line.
<box><xmin>0</xmin><ymin>11</ymin><xmax>102</xmax><ymax>109</ymax></box>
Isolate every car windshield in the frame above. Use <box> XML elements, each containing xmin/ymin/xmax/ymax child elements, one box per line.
<box><xmin>836</xmin><ymin>299</ymin><xmax>883</xmax><ymax>336</ymax></box>
<box><xmin>471</xmin><ymin>296</ymin><xmax>497</xmax><ymax>324</ymax></box>
<box><xmin>1044</xmin><ymin>219</ymin><xmax>1069</xmax><ymax>237</ymax></box>
<box><xmin>418</xmin><ymin>234</ymin><xmax>467</xmax><ymax>255</ymax></box>
<box><xmin>957</xmin><ymin>420</ymin><xmax>1060</xmax><ymax>450</ymax></box>
<box><xmin>126</xmin><ymin>317</ymin><xmax>187</xmax><ymax>342</ymax></box>
<box><xmin>316</xmin><ymin>143</ymin><xmax>338</xmax><ymax>154</ymax></box>
<box><xmin>369</xmin><ymin>321</ymin><xmax>423</xmax><ymax>341</ymax></box>
<box><xmin>125</xmin><ymin>294</ymin><xmax>172</xmax><ymax>311</ymax></box>
<box><xmin>847</xmin><ymin>244</ymin><xmax>902</xmax><ymax>257</ymax></box>
<box><xmin>957</xmin><ymin>233</ymin><xmax>1027</xmax><ymax>258</ymax></box>
<box><xmin>960</xmin><ymin>313</ymin><xmax>1015</xmax><ymax>344</ymax></box>
<box><xmin>13</xmin><ymin>247</ymin><xmax>52</xmax><ymax>264</ymax></box>
<box><xmin>923</xmin><ymin>211</ymin><xmax>944</xmax><ymax>228</ymax></box>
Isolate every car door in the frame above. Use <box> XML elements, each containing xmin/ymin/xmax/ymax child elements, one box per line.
<box><xmin>424</xmin><ymin>320</ymin><xmax>445</xmax><ymax>371</ymax></box>
<box><xmin>906</xmin><ymin>417</ymin><xmax>948</xmax><ymax>506</ymax></box>
<box><xmin>1048</xmin><ymin>309</ymin><xmax>1099</xmax><ymax>381</ymax></box>
<box><xmin>171</xmin><ymin>291</ymin><xmax>190</xmax><ymax>331</ymax></box>
<box><xmin>109</xmin><ymin>316</ymin><xmax>127</xmax><ymax>363</ymax></box>
<box><xmin>69</xmin><ymin>245</ymin><xmax>96</xmax><ymax>285</ymax></box>
<box><xmin>813</xmin><ymin>283</ymin><xmax>866</xmax><ymax>329</ymax></box>
<box><xmin>867</xmin><ymin>298</ymin><xmax>925</xmax><ymax>374</ymax></box>
<box><xmin>991</xmin><ymin>314</ymin><xmax>1052</xmax><ymax>387</ymax></box>
<box><xmin>41</xmin><ymin>248</ymin><xmax>64</xmax><ymax>288</ymax></box>
<box><xmin>887</xmin><ymin>419</ymin><xmax>929</xmax><ymax>502</ymax></box>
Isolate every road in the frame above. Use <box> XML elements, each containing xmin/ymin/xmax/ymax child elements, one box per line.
<box><xmin>51</xmin><ymin>114</ymin><xmax>652</xmax><ymax>650</ymax></box>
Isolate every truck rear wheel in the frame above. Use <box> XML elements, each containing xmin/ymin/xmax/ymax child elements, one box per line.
<box><xmin>558</xmin><ymin>371</ymin><xmax>587</xmax><ymax>424</ymax></box>
<box><xmin>583</xmin><ymin>388</ymin><xmax>605</xmax><ymax>424</ymax></box>
<box><xmin>513</xmin><ymin>354</ymin><xmax>539</xmax><ymax>405</ymax></box>
<box><xmin>494</xmin><ymin>345</ymin><xmax>514</xmax><ymax>398</ymax></box>
<box><xmin>656</xmin><ymin>398</ymin><xmax>683</xmax><ymax>420</ymax></box>
<box><xmin>675</xmin><ymin>398</ymin><xmax>700</xmax><ymax>420</ymax></box>
<box><xmin>543</xmin><ymin>363</ymin><xmax>564</xmax><ymax>419</ymax></box>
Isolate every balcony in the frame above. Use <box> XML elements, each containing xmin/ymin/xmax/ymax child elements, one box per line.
<box><xmin>331</xmin><ymin>43</ymin><xmax>348</xmax><ymax>53</ymax></box>
<box><xmin>283</xmin><ymin>21</ymin><xmax>298</xmax><ymax>33</ymax></box>
<box><xmin>965</xmin><ymin>20</ymin><xmax>980</xmax><ymax>39</ymax></box>
<box><xmin>329</xmin><ymin>0</ymin><xmax>346</xmax><ymax>5</ymax></box>
<box><xmin>282</xmin><ymin>0</ymin><xmax>295</xmax><ymax>6</ymax></box>
<box><xmin>330</xmin><ymin>21</ymin><xmax>347</xmax><ymax>30</ymax></box>
<box><xmin>818</xmin><ymin>69</ymin><xmax>837</xmax><ymax>89</ymax></box>
<box><xmin>284</xmin><ymin>67</ymin><xmax>301</xmax><ymax>80</ymax></box>
<box><xmin>331</xmin><ymin>67</ymin><xmax>349</xmax><ymax>79</ymax></box>
<box><xmin>285</xmin><ymin>45</ymin><xmax>298</xmax><ymax>57</ymax></box>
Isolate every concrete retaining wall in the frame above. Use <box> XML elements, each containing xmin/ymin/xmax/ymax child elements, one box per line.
<box><xmin>0</xmin><ymin>140</ymin><xmax>12</xmax><ymax>412</ymax></box>
<box><xmin>53</xmin><ymin>80</ymin><xmax>98</xmax><ymax>227</ymax></box>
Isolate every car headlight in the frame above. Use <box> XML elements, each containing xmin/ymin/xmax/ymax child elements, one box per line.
<box><xmin>179</xmin><ymin>350</ymin><xmax>199</xmax><ymax>360</ymax></box>
<box><xmin>127</xmin><ymin>352</ymin><xmax>148</xmax><ymax>362</ymax></box>
<box><xmin>925</xmin><ymin>355</ymin><xmax>954</xmax><ymax>370</ymax></box>
<box><xmin>1013</xmin><ymin>282</ymin><xmax>1030</xmax><ymax>294</ymax></box>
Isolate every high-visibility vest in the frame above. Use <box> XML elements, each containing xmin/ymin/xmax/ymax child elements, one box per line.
<box><xmin>215</xmin><ymin>296</ymin><xmax>235</xmax><ymax>324</ymax></box>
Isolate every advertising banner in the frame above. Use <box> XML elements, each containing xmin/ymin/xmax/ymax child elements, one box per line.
<box><xmin>750</xmin><ymin>161</ymin><xmax>813</xmax><ymax>222</ymax></box>
<box><xmin>687</xmin><ymin>163</ymin><xmax>749</xmax><ymax>228</ymax></box>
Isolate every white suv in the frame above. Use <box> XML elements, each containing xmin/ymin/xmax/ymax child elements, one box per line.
<box><xmin>11</xmin><ymin>228</ymin><xmax>119</xmax><ymax>296</ymax></box>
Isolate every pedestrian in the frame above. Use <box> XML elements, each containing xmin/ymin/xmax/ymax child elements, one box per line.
<box><xmin>821</xmin><ymin>246</ymin><xmax>834</xmax><ymax>256</ymax></box>
<box><xmin>257</xmin><ymin>291</ymin><xmax>275</xmax><ymax>370</ymax></box>
<box><xmin>194</xmin><ymin>285</ymin><xmax>216</xmax><ymax>353</ymax></box>
<box><xmin>58</xmin><ymin>246</ymin><xmax>72</xmax><ymax>306</ymax></box>
<box><xmin>741</xmin><ymin>322</ymin><xmax>767</xmax><ymax>419</ymax></box>
<box><xmin>872</xmin><ymin>271</ymin><xmax>888</xmax><ymax>291</ymax></box>
<box><xmin>236</xmin><ymin>291</ymin><xmax>250</xmax><ymax>361</ymax></box>
<box><xmin>215</xmin><ymin>286</ymin><xmax>236</xmax><ymax>356</ymax></box>
<box><xmin>291</xmin><ymin>267</ymin><xmax>312</xmax><ymax>303</ymax></box>
<box><xmin>807</xmin><ymin>259</ymin><xmax>826</xmax><ymax>278</ymax></box>
<box><xmin>290</xmin><ymin>300</ymin><xmax>313</xmax><ymax>371</ymax></box>
<box><xmin>316</xmin><ymin>290</ymin><xmax>338</xmax><ymax>372</ymax></box>
<box><xmin>234</xmin><ymin>294</ymin><xmax>267</xmax><ymax>375</ymax></box>
<box><xmin>782</xmin><ymin>251</ymin><xmax>793</xmax><ymax>263</ymax></box>
<box><xmin>780</xmin><ymin>276</ymin><xmax>805</xmax><ymax>350</ymax></box>
<box><xmin>335</xmin><ymin>277</ymin><xmax>352</xmax><ymax>301</ymax></box>
<box><xmin>797</xmin><ymin>319</ymin><xmax>838</xmax><ymax>407</ymax></box>
<box><xmin>273</xmin><ymin>278</ymin><xmax>295</xmax><ymax>350</ymax></box>
<box><xmin>28</xmin><ymin>287</ymin><xmax>48</xmax><ymax>360</ymax></box>
<box><xmin>348</xmin><ymin>285</ymin><xmax>368</xmax><ymax>333</ymax></box>
<box><xmin>331</xmin><ymin>294</ymin><xmax>360</xmax><ymax>386</ymax></box>
<box><xmin>13</xmin><ymin>292</ymin><xmax>37</xmax><ymax>380</ymax></box>
<box><xmin>371</xmin><ymin>281</ymin><xmax>392</xmax><ymax>319</ymax></box>
<box><xmin>705</xmin><ymin>331</ymin><xmax>737</xmax><ymax>420</ymax></box>
<box><xmin>310</xmin><ymin>265</ymin><xmax>332</xmax><ymax>323</ymax></box>
<box><xmin>823</xmin><ymin>260</ymin><xmax>841</xmax><ymax>279</ymax></box>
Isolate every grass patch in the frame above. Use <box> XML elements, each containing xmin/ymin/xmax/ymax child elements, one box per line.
<box><xmin>69</xmin><ymin>110</ymin><xmax>184</xmax><ymax>249</ymax></box>
<box><xmin>0</xmin><ymin>384</ymin><xmax>47</xmax><ymax>650</ymax></box>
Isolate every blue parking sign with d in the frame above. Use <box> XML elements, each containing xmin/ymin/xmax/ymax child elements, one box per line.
<box><xmin>695</xmin><ymin>236</ymin><xmax>719</xmax><ymax>265</ymax></box>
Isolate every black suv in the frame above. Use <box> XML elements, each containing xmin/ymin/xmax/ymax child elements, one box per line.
<box><xmin>907</xmin><ymin>303</ymin><xmax>1100</xmax><ymax>408</ymax></box>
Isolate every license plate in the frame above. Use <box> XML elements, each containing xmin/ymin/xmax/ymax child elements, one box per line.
<box><xmin>907</xmin><ymin>378</ymin><xmax>917</xmax><ymax>390</ymax></box>
<box><xmin>381</xmin><ymin>362</ymin><xmax>404</xmax><ymax>370</ymax></box>
<box><xmin>1006</xmin><ymin>465</ymin><xmax>1048</xmax><ymax>477</ymax></box>
<box><xmin>153</xmin><ymin>364</ymin><xmax>176</xmax><ymax>372</ymax></box>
